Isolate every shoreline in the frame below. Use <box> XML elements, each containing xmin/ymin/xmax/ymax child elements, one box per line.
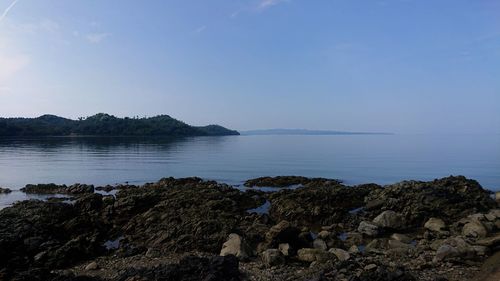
<box><xmin>1</xmin><ymin>175</ymin><xmax>500</xmax><ymax>281</ymax></box>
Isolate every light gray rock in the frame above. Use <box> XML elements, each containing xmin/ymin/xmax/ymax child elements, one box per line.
<box><xmin>278</xmin><ymin>243</ymin><xmax>292</xmax><ymax>256</ymax></box>
<box><xmin>364</xmin><ymin>264</ymin><xmax>378</xmax><ymax>271</ymax></box>
<box><xmin>328</xmin><ymin>248</ymin><xmax>351</xmax><ymax>261</ymax></box>
<box><xmin>373</xmin><ymin>210</ymin><xmax>403</xmax><ymax>229</ymax></box>
<box><xmin>358</xmin><ymin>221</ymin><xmax>380</xmax><ymax>236</ymax></box>
<box><xmin>424</xmin><ymin>218</ymin><xmax>446</xmax><ymax>233</ymax></box>
<box><xmin>390</xmin><ymin>233</ymin><xmax>412</xmax><ymax>244</ymax></box>
<box><xmin>297</xmin><ymin>248</ymin><xmax>332</xmax><ymax>263</ymax></box>
<box><xmin>220</xmin><ymin>233</ymin><xmax>251</xmax><ymax>260</ymax></box>
<box><xmin>462</xmin><ymin>221</ymin><xmax>488</xmax><ymax>238</ymax></box>
<box><xmin>85</xmin><ymin>262</ymin><xmax>99</xmax><ymax>271</ymax></box>
<box><xmin>348</xmin><ymin>245</ymin><xmax>360</xmax><ymax>254</ymax></box>
<box><xmin>318</xmin><ymin>230</ymin><xmax>331</xmax><ymax>239</ymax></box>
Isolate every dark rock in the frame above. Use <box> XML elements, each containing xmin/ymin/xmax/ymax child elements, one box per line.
<box><xmin>244</xmin><ymin>176</ymin><xmax>341</xmax><ymax>188</ymax></box>
<box><xmin>365</xmin><ymin>176</ymin><xmax>496</xmax><ymax>228</ymax></box>
<box><xmin>0</xmin><ymin>187</ymin><xmax>12</xmax><ymax>194</ymax></box>
<box><xmin>268</xmin><ymin>184</ymin><xmax>371</xmax><ymax>226</ymax></box>
<box><xmin>21</xmin><ymin>183</ymin><xmax>94</xmax><ymax>195</ymax></box>
<box><xmin>0</xmin><ymin>200</ymin><xmax>108</xmax><ymax>280</ymax></box>
<box><xmin>113</xmin><ymin>178</ymin><xmax>262</xmax><ymax>254</ymax></box>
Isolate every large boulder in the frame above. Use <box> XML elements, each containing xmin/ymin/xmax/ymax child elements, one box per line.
<box><xmin>373</xmin><ymin>210</ymin><xmax>403</xmax><ymax>229</ymax></box>
<box><xmin>433</xmin><ymin>237</ymin><xmax>475</xmax><ymax>262</ymax></box>
<box><xmin>462</xmin><ymin>221</ymin><xmax>488</xmax><ymax>238</ymax></box>
<box><xmin>424</xmin><ymin>218</ymin><xmax>446</xmax><ymax>233</ymax></box>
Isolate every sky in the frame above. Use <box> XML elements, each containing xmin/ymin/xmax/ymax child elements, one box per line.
<box><xmin>0</xmin><ymin>0</ymin><xmax>499</xmax><ymax>133</ymax></box>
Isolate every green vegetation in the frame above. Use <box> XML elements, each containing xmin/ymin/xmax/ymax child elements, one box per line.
<box><xmin>0</xmin><ymin>113</ymin><xmax>239</xmax><ymax>137</ymax></box>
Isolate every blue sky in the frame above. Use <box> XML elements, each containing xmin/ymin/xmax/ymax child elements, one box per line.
<box><xmin>0</xmin><ymin>0</ymin><xmax>499</xmax><ymax>133</ymax></box>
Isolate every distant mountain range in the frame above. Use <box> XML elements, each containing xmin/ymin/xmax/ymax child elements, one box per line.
<box><xmin>240</xmin><ymin>129</ymin><xmax>393</xmax><ymax>136</ymax></box>
<box><xmin>0</xmin><ymin>114</ymin><xmax>239</xmax><ymax>137</ymax></box>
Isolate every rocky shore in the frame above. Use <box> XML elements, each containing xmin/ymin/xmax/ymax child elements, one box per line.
<box><xmin>1</xmin><ymin>175</ymin><xmax>499</xmax><ymax>281</ymax></box>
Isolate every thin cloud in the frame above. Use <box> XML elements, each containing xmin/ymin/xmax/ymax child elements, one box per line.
<box><xmin>259</xmin><ymin>0</ymin><xmax>289</xmax><ymax>9</ymax></box>
<box><xmin>86</xmin><ymin>33</ymin><xmax>110</xmax><ymax>44</ymax></box>
<box><xmin>195</xmin><ymin>25</ymin><xmax>206</xmax><ymax>33</ymax></box>
<box><xmin>0</xmin><ymin>0</ymin><xmax>20</xmax><ymax>22</ymax></box>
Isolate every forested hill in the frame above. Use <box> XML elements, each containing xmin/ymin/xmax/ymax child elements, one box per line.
<box><xmin>0</xmin><ymin>114</ymin><xmax>239</xmax><ymax>137</ymax></box>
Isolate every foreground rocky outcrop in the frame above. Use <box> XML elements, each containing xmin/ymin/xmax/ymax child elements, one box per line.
<box><xmin>1</xmin><ymin>175</ymin><xmax>499</xmax><ymax>281</ymax></box>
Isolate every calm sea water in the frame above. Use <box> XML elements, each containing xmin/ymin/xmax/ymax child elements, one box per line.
<box><xmin>0</xmin><ymin>134</ymin><xmax>499</xmax><ymax>207</ymax></box>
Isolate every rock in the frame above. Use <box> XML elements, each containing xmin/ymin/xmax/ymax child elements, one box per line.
<box><xmin>318</xmin><ymin>230</ymin><xmax>331</xmax><ymax>239</ymax></box>
<box><xmin>366</xmin><ymin>239</ymin><xmax>387</xmax><ymax>253</ymax></box>
<box><xmin>268</xmin><ymin>184</ymin><xmax>372</xmax><ymax>226</ymax></box>
<box><xmin>348</xmin><ymin>245</ymin><xmax>360</xmax><ymax>254</ymax></box>
<box><xmin>313</xmin><ymin>238</ymin><xmax>328</xmax><ymax>251</ymax></box>
<box><xmin>261</xmin><ymin>249</ymin><xmax>285</xmax><ymax>267</ymax></box>
<box><xmin>475</xmin><ymin>233</ymin><xmax>500</xmax><ymax>247</ymax></box>
<box><xmin>462</xmin><ymin>221</ymin><xmax>488</xmax><ymax>238</ymax></box>
<box><xmin>244</xmin><ymin>176</ymin><xmax>341</xmax><ymax>188</ymax></box>
<box><xmin>342</xmin><ymin>232</ymin><xmax>364</xmax><ymax>247</ymax></box>
<box><xmin>364</xmin><ymin>264</ymin><xmax>378</xmax><ymax>271</ymax></box>
<box><xmin>390</xmin><ymin>233</ymin><xmax>412</xmax><ymax>244</ymax></box>
<box><xmin>328</xmin><ymin>248</ymin><xmax>350</xmax><ymax>261</ymax></box>
<box><xmin>264</xmin><ymin>220</ymin><xmax>302</xmax><ymax>248</ymax></box>
<box><xmin>365</xmin><ymin>176</ymin><xmax>496</xmax><ymax>228</ymax></box>
<box><xmin>220</xmin><ymin>233</ymin><xmax>251</xmax><ymax>260</ymax></box>
<box><xmin>278</xmin><ymin>243</ymin><xmax>292</xmax><ymax>256</ymax></box>
<box><xmin>0</xmin><ymin>187</ymin><xmax>12</xmax><ymax>194</ymax></box>
<box><xmin>489</xmin><ymin>209</ymin><xmax>500</xmax><ymax>218</ymax></box>
<box><xmin>85</xmin><ymin>261</ymin><xmax>99</xmax><ymax>270</ymax></box>
<box><xmin>21</xmin><ymin>183</ymin><xmax>94</xmax><ymax>195</ymax></box>
<box><xmin>424</xmin><ymin>218</ymin><xmax>446</xmax><ymax>233</ymax></box>
<box><xmin>434</xmin><ymin>245</ymin><xmax>459</xmax><ymax>262</ymax></box>
<box><xmin>496</xmin><ymin>191</ymin><xmax>500</xmax><ymax>202</ymax></box>
<box><xmin>388</xmin><ymin>239</ymin><xmax>413</xmax><ymax>250</ymax></box>
<box><xmin>358</xmin><ymin>221</ymin><xmax>380</xmax><ymax>236</ymax></box>
<box><xmin>297</xmin><ymin>248</ymin><xmax>332</xmax><ymax>263</ymax></box>
<box><xmin>373</xmin><ymin>210</ymin><xmax>403</xmax><ymax>229</ymax></box>
<box><xmin>472</xmin><ymin>245</ymin><xmax>488</xmax><ymax>256</ymax></box>
<box><xmin>434</xmin><ymin>237</ymin><xmax>476</xmax><ymax>262</ymax></box>
<box><xmin>145</xmin><ymin>248</ymin><xmax>160</xmax><ymax>257</ymax></box>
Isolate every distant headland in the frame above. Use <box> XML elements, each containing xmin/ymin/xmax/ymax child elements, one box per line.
<box><xmin>241</xmin><ymin>128</ymin><xmax>393</xmax><ymax>136</ymax></box>
<box><xmin>0</xmin><ymin>113</ymin><xmax>239</xmax><ymax>137</ymax></box>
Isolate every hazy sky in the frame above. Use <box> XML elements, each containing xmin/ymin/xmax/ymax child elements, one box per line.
<box><xmin>0</xmin><ymin>0</ymin><xmax>499</xmax><ymax>133</ymax></box>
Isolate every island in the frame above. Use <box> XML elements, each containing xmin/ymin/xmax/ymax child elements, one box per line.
<box><xmin>0</xmin><ymin>113</ymin><xmax>239</xmax><ymax>137</ymax></box>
